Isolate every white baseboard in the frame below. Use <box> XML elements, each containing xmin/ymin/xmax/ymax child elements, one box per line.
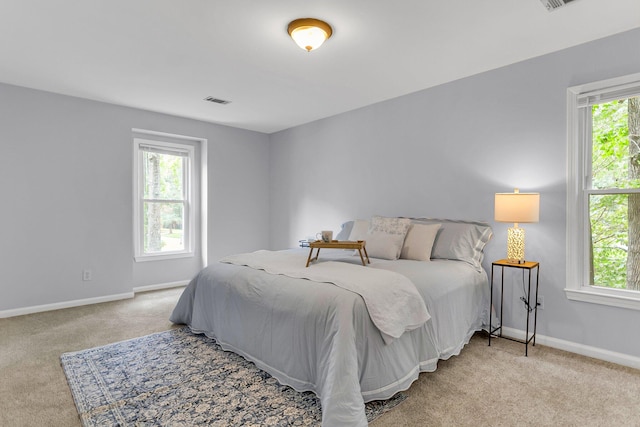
<box><xmin>0</xmin><ymin>292</ymin><xmax>134</xmax><ymax>319</ymax></box>
<box><xmin>501</xmin><ymin>326</ymin><xmax>640</xmax><ymax>370</ymax></box>
<box><xmin>0</xmin><ymin>280</ymin><xmax>188</xmax><ymax>319</ymax></box>
<box><xmin>133</xmin><ymin>280</ymin><xmax>189</xmax><ymax>293</ymax></box>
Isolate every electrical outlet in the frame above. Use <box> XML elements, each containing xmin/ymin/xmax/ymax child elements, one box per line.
<box><xmin>537</xmin><ymin>295</ymin><xmax>544</xmax><ymax>310</ymax></box>
<box><xmin>82</xmin><ymin>269</ymin><xmax>92</xmax><ymax>281</ymax></box>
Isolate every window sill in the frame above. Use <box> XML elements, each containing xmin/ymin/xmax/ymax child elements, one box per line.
<box><xmin>135</xmin><ymin>252</ymin><xmax>194</xmax><ymax>262</ymax></box>
<box><xmin>565</xmin><ymin>287</ymin><xmax>640</xmax><ymax>311</ymax></box>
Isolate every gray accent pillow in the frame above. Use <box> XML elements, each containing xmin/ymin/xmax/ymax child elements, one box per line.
<box><xmin>336</xmin><ymin>221</ymin><xmax>354</xmax><ymax>241</ymax></box>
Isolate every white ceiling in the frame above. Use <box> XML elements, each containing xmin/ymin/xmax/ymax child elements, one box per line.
<box><xmin>1</xmin><ymin>0</ymin><xmax>639</xmax><ymax>134</ymax></box>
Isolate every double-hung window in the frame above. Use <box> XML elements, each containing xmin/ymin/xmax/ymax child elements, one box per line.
<box><xmin>134</xmin><ymin>138</ymin><xmax>195</xmax><ymax>261</ymax></box>
<box><xmin>567</xmin><ymin>73</ymin><xmax>640</xmax><ymax>310</ymax></box>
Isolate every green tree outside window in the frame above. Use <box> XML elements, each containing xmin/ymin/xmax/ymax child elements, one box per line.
<box><xmin>590</xmin><ymin>97</ymin><xmax>640</xmax><ymax>290</ymax></box>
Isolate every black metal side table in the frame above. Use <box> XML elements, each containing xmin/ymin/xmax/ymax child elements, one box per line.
<box><xmin>488</xmin><ymin>259</ymin><xmax>540</xmax><ymax>356</ymax></box>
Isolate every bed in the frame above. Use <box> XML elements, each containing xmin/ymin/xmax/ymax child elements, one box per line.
<box><xmin>170</xmin><ymin>217</ymin><xmax>492</xmax><ymax>426</ymax></box>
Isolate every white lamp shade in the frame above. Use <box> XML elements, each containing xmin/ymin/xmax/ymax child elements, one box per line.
<box><xmin>495</xmin><ymin>192</ymin><xmax>540</xmax><ymax>223</ymax></box>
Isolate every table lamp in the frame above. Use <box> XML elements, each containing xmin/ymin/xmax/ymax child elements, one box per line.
<box><xmin>494</xmin><ymin>188</ymin><xmax>540</xmax><ymax>264</ymax></box>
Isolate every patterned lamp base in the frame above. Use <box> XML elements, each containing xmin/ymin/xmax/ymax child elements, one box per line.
<box><xmin>506</xmin><ymin>226</ymin><xmax>525</xmax><ymax>263</ymax></box>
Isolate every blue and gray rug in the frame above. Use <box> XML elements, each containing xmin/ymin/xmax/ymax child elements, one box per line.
<box><xmin>61</xmin><ymin>327</ymin><xmax>405</xmax><ymax>426</ymax></box>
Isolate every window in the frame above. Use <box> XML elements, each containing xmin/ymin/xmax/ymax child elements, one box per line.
<box><xmin>566</xmin><ymin>73</ymin><xmax>640</xmax><ymax>310</ymax></box>
<box><xmin>134</xmin><ymin>138</ymin><xmax>195</xmax><ymax>261</ymax></box>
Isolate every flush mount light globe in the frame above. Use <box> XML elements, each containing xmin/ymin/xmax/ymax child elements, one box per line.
<box><xmin>287</xmin><ymin>18</ymin><xmax>333</xmax><ymax>52</ymax></box>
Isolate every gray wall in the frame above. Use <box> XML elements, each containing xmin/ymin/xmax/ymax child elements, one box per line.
<box><xmin>269</xmin><ymin>28</ymin><xmax>640</xmax><ymax>359</ymax></box>
<box><xmin>0</xmin><ymin>84</ymin><xmax>270</xmax><ymax>312</ymax></box>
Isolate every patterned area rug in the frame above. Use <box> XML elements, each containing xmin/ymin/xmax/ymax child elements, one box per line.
<box><xmin>61</xmin><ymin>327</ymin><xmax>406</xmax><ymax>426</ymax></box>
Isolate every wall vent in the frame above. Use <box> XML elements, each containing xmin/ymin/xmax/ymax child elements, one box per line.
<box><xmin>204</xmin><ymin>96</ymin><xmax>231</xmax><ymax>105</ymax></box>
<box><xmin>539</xmin><ymin>0</ymin><xmax>575</xmax><ymax>11</ymax></box>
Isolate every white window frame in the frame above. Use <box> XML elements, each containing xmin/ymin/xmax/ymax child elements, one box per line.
<box><xmin>133</xmin><ymin>138</ymin><xmax>195</xmax><ymax>262</ymax></box>
<box><xmin>566</xmin><ymin>72</ymin><xmax>640</xmax><ymax>311</ymax></box>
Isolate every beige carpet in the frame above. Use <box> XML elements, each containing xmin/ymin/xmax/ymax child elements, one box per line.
<box><xmin>1</xmin><ymin>287</ymin><xmax>639</xmax><ymax>426</ymax></box>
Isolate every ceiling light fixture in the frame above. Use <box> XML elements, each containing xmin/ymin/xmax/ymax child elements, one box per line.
<box><xmin>287</xmin><ymin>18</ymin><xmax>333</xmax><ymax>52</ymax></box>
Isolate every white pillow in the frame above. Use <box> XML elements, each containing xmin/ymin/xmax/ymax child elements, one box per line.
<box><xmin>400</xmin><ymin>223</ymin><xmax>441</xmax><ymax>261</ymax></box>
<box><xmin>347</xmin><ymin>219</ymin><xmax>370</xmax><ymax>241</ymax></box>
<box><xmin>365</xmin><ymin>216</ymin><xmax>411</xmax><ymax>260</ymax></box>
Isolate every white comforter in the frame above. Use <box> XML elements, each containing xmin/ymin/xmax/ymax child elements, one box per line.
<box><xmin>171</xmin><ymin>250</ymin><xmax>489</xmax><ymax>426</ymax></box>
<box><xmin>220</xmin><ymin>250</ymin><xmax>430</xmax><ymax>343</ymax></box>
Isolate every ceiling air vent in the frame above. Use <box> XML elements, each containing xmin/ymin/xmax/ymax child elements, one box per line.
<box><xmin>539</xmin><ymin>0</ymin><xmax>575</xmax><ymax>11</ymax></box>
<box><xmin>204</xmin><ymin>96</ymin><xmax>231</xmax><ymax>105</ymax></box>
